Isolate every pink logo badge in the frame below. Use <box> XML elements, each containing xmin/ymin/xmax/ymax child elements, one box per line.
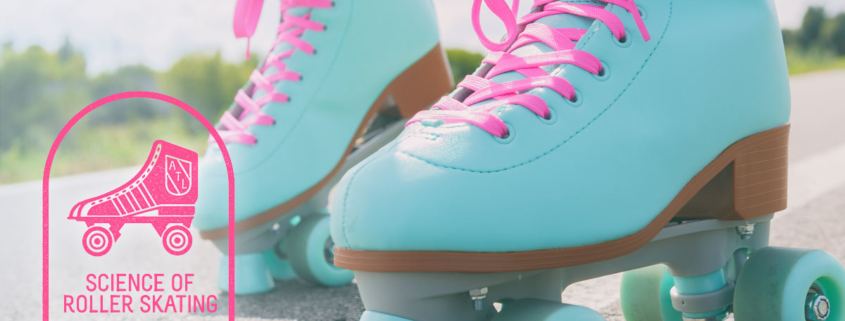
<box><xmin>67</xmin><ymin>140</ymin><xmax>199</xmax><ymax>256</ymax></box>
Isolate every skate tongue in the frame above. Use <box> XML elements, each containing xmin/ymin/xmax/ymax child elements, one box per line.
<box><xmin>269</xmin><ymin>6</ymin><xmax>313</xmax><ymax>59</ymax></box>
<box><xmin>488</xmin><ymin>1</ymin><xmax>602</xmax><ymax>84</ymax></box>
<box><xmin>246</xmin><ymin>7</ymin><xmax>313</xmax><ymax>102</ymax></box>
<box><xmin>466</xmin><ymin>0</ymin><xmax>607</xmax><ymax>109</ymax></box>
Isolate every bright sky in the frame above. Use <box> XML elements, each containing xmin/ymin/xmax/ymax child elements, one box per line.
<box><xmin>1</xmin><ymin>0</ymin><xmax>843</xmax><ymax>73</ymax></box>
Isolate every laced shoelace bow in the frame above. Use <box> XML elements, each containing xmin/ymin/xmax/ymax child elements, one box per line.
<box><xmin>408</xmin><ymin>0</ymin><xmax>650</xmax><ymax>138</ymax></box>
<box><xmin>214</xmin><ymin>0</ymin><xmax>333</xmax><ymax>145</ymax></box>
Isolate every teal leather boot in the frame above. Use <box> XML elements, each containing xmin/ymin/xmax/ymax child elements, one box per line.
<box><xmin>331</xmin><ymin>0</ymin><xmax>792</xmax><ymax>276</ymax></box>
<box><xmin>194</xmin><ymin>0</ymin><xmax>452</xmax><ymax>294</ymax></box>
<box><xmin>330</xmin><ymin>1</ymin><xmax>804</xmax><ymax>320</ymax></box>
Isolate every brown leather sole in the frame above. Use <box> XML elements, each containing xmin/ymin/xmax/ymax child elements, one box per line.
<box><xmin>333</xmin><ymin>125</ymin><xmax>790</xmax><ymax>273</ymax></box>
<box><xmin>199</xmin><ymin>44</ymin><xmax>453</xmax><ymax>240</ymax></box>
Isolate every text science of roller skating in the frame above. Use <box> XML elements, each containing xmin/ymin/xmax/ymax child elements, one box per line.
<box><xmin>62</xmin><ymin>273</ymin><xmax>217</xmax><ymax>314</ymax></box>
<box><xmin>41</xmin><ymin>91</ymin><xmax>238</xmax><ymax>320</ymax></box>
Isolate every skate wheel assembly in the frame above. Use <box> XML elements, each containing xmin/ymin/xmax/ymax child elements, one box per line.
<box><xmin>161</xmin><ymin>225</ymin><xmax>192</xmax><ymax>256</ymax></box>
<box><xmin>218</xmin><ymin>252</ymin><xmax>275</xmax><ymax>295</ymax></box>
<box><xmin>82</xmin><ymin>226</ymin><xmax>113</xmax><ymax>257</ymax></box>
<box><xmin>491</xmin><ymin>299</ymin><xmax>606</xmax><ymax>321</ymax></box>
<box><xmin>620</xmin><ymin>264</ymin><xmax>683</xmax><ymax>321</ymax></box>
<box><xmin>288</xmin><ymin>213</ymin><xmax>354</xmax><ymax>287</ymax></box>
<box><xmin>733</xmin><ymin>247</ymin><xmax>844</xmax><ymax>321</ymax></box>
<box><xmin>264</xmin><ymin>240</ymin><xmax>297</xmax><ymax>281</ymax></box>
<box><xmin>213</xmin><ymin>213</ymin><xmax>353</xmax><ymax>294</ymax></box>
<box><xmin>216</xmin><ymin>243</ymin><xmax>297</xmax><ymax>295</ymax></box>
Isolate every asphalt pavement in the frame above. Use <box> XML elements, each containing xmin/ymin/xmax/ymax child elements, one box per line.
<box><xmin>1</xmin><ymin>70</ymin><xmax>844</xmax><ymax>321</ymax></box>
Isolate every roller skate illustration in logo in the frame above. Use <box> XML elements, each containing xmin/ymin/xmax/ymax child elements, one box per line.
<box><xmin>68</xmin><ymin>140</ymin><xmax>199</xmax><ymax>257</ymax></box>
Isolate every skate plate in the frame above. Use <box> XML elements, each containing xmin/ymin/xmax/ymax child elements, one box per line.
<box><xmin>354</xmin><ymin>216</ymin><xmax>772</xmax><ymax>321</ymax></box>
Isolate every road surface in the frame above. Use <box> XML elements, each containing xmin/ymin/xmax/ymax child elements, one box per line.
<box><xmin>1</xmin><ymin>70</ymin><xmax>844</xmax><ymax>320</ymax></box>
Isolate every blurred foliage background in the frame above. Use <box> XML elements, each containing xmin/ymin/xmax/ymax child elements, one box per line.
<box><xmin>782</xmin><ymin>7</ymin><xmax>845</xmax><ymax>74</ymax></box>
<box><xmin>1</xmin><ymin>7</ymin><xmax>844</xmax><ymax>184</ymax></box>
<box><xmin>0</xmin><ymin>41</ymin><xmax>258</xmax><ymax>183</ymax></box>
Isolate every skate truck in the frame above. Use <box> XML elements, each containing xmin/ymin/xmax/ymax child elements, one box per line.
<box><xmin>68</xmin><ymin>140</ymin><xmax>198</xmax><ymax>256</ymax></box>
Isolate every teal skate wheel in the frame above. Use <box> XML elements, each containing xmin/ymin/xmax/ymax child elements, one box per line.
<box><xmin>620</xmin><ymin>264</ymin><xmax>683</xmax><ymax>321</ymax></box>
<box><xmin>733</xmin><ymin>247</ymin><xmax>845</xmax><ymax>321</ymax></box>
<box><xmin>263</xmin><ymin>240</ymin><xmax>297</xmax><ymax>281</ymax></box>
<box><xmin>491</xmin><ymin>299</ymin><xmax>606</xmax><ymax>321</ymax></box>
<box><xmin>217</xmin><ymin>253</ymin><xmax>274</xmax><ymax>294</ymax></box>
<box><xmin>287</xmin><ymin>214</ymin><xmax>354</xmax><ymax>287</ymax></box>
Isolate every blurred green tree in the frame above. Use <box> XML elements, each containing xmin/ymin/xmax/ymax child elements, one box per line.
<box><xmin>88</xmin><ymin>65</ymin><xmax>163</xmax><ymax>125</ymax></box>
<box><xmin>799</xmin><ymin>7</ymin><xmax>826</xmax><ymax>48</ymax></box>
<box><xmin>821</xmin><ymin>13</ymin><xmax>845</xmax><ymax>55</ymax></box>
<box><xmin>782</xmin><ymin>29</ymin><xmax>798</xmax><ymax>48</ymax></box>
<box><xmin>158</xmin><ymin>51</ymin><xmax>256</xmax><ymax>132</ymax></box>
<box><xmin>0</xmin><ymin>43</ymin><xmax>262</xmax><ymax>183</ymax></box>
<box><xmin>0</xmin><ymin>42</ymin><xmax>89</xmax><ymax>153</ymax></box>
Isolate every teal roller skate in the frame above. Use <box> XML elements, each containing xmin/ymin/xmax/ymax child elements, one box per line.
<box><xmin>329</xmin><ymin>0</ymin><xmax>845</xmax><ymax>320</ymax></box>
<box><xmin>195</xmin><ymin>0</ymin><xmax>453</xmax><ymax>294</ymax></box>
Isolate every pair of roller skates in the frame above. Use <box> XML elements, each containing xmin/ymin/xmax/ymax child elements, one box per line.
<box><xmin>70</xmin><ymin>0</ymin><xmax>844</xmax><ymax>320</ymax></box>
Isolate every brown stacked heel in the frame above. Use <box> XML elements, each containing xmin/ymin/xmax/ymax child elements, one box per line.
<box><xmin>676</xmin><ymin>125</ymin><xmax>789</xmax><ymax>221</ymax></box>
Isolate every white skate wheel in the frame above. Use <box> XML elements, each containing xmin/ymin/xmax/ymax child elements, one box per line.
<box><xmin>82</xmin><ymin>226</ymin><xmax>113</xmax><ymax>256</ymax></box>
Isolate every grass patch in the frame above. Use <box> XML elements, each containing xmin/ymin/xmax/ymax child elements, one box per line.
<box><xmin>786</xmin><ymin>48</ymin><xmax>845</xmax><ymax>75</ymax></box>
<box><xmin>0</xmin><ymin>118</ymin><xmax>208</xmax><ymax>184</ymax></box>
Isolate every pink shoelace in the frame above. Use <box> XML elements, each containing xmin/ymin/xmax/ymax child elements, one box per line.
<box><xmin>214</xmin><ymin>0</ymin><xmax>333</xmax><ymax>145</ymax></box>
<box><xmin>408</xmin><ymin>0</ymin><xmax>650</xmax><ymax>138</ymax></box>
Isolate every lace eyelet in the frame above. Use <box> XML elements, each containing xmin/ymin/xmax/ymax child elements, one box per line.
<box><xmin>494</xmin><ymin>124</ymin><xmax>515</xmax><ymax>144</ymax></box>
<box><xmin>539</xmin><ymin>108</ymin><xmax>557</xmax><ymax>125</ymax></box>
<box><xmin>593</xmin><ymin>62</ymin><xmax>610</xmax><ymax>81</ymax></box>
<box><xmin>566</xmin><ymin>90</ymin><xmax>584</xmax><ymax>107</ymax></box>
<box><xmin>614</xmin><ymin>30</ymin><xmax>632</xmax><ymax>48</ymax></box>
<box><xmin>638</xmin><ymin>6</ymin><xmax>648</xmax><ymax>20</ymax></box>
